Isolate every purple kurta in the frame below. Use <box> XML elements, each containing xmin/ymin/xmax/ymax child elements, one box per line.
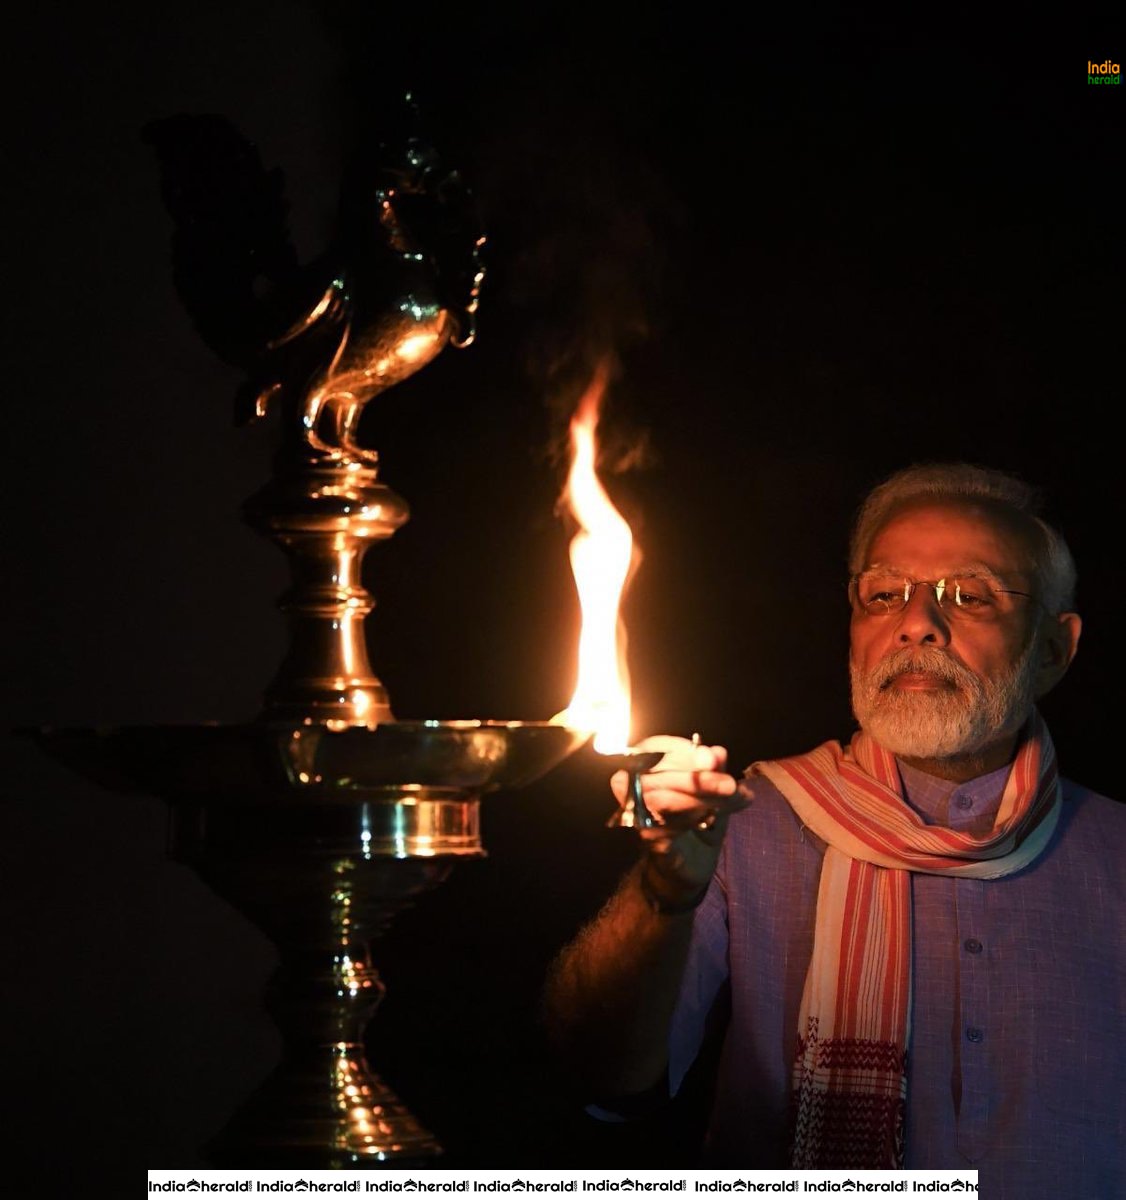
<box><xmin>669</xmin><ymin>761</ymin><xmax>1126</xmax><ymax>1196</ymax></box>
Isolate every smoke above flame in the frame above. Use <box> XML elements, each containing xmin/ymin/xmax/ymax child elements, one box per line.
<box><xmin>553</xmin><ymin>361</ymin><xmax>639</xmax><ymax>753</ymax></box>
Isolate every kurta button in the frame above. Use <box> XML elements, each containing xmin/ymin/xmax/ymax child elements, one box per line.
<box><xmin>964</xmin><ymin>938</ymin><xmax>983</xmax><ymax>954</ymax></box>
<box><xmin>966</xmin><ymin>1026</ymin><xmax>984</xmax><ymax>1043</ymax></box>
<box><xmin>956</xmin><ymin>794</ymin><xmax>974</xmax><ymax>810</ymax></box>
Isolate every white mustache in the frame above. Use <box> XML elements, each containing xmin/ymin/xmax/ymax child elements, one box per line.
<box><xmin>873</xmin><ymin>648</ymin><xmax>974</xmax><ymax>691</ymax></box>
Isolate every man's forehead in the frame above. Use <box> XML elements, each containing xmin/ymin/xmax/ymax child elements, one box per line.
<box><xmin>864</xmin><ymin>498</ymin><xmax>1038</xmax><ymax>570</ymax></box>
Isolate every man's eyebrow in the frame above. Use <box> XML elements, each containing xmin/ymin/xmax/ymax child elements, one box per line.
<box><xmin>861</xmin><ymin>561</ymin><xmax>1014</xmax><ymax>581</ymax></box>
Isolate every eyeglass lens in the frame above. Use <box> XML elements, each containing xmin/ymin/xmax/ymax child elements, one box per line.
<box><xmin>853</xmin><ymin>575</ymin><xmax>1005</xmax><ymax>616</ymax></box>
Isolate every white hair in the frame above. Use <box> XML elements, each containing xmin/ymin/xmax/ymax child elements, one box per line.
<box><xmin>848</xmin><ymin>462</ymin><xmax>1077</xmax><ymax>614</ymax></box>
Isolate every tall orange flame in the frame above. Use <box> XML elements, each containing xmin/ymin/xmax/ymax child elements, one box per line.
<box><xmin>554</xmin><ymin>362</ymin><xmax>638</xmax><ymax>753</ymax></box>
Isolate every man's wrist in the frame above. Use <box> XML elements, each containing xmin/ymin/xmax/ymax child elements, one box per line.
<box><xmin>638</xmin><ymin>857</ymin><xmax>710</xmax><ymax>916</ymax></box>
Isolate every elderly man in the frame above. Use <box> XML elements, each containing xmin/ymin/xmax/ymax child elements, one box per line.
<box><xmin>544</xmin><ymin>462</ymin><xmax>1124</xmax><ymax>1195</ymax></box>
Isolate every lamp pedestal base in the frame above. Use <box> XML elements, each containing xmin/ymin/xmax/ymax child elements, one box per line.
<box><xmin>29</xmin><ymin>720</ymin><xmax>586</xmax><ymax>1166</ymax></box>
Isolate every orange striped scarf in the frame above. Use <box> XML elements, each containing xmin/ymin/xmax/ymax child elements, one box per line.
<box><xmin>750</xmin><ymin>711</ymin><xmax>1061</xmax><ymax>1168</ymax></box>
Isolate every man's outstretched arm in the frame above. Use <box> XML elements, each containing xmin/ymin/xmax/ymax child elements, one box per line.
<box><xmin>542</xmin><ymin>736</ymin><xmax>743</xmax><ymax>1099</ymax></box>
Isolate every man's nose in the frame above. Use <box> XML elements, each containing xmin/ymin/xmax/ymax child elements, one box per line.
<box><xmin>895</xmin><ymin>583</ymin><xmax>952</xmax><ymax>645</ymax></box>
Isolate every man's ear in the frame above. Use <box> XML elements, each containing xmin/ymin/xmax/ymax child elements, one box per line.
<box><xmin>1033</xmin><ymin>611</ymin><xmax>1082</xmax><ymax>698</ymax></box>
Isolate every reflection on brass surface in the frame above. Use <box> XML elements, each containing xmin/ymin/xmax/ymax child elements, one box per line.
<box><xmin>244</xmin><ymin>464</ymin><xmax>410</xmax><ymax>726</ymax></box>
<box><xmin>22</xmin><ymin>98</ymin><xmax>589</xmax><ymax>1167</ymax></box>
<box><xmin>146</xmin><ymin>97</ymin><xmax>486</xmax><ymax>727</ymax></box>
<box><xmin>185</xmin><ymin>823</ymin><xmax>454</xmax><ymax>1166</ymax></box>
<box><xmin>31</xmin><ymin>720</ymin><xmax>588</xmax><ymax>1163</ymax></box>
<box><xmin>29</xmin><ymin>721</ymin><xmax>586</xmax><ymax>810</ymax></box>
<box><xmin>145</xmin><ymin>97</ymin><xmax>485</xmax><ymax>466</ymax></box>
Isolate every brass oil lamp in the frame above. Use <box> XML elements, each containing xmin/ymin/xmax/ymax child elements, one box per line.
<box><xmin>30</xmin><ymin>103</ymin><xmax>589</xmax><ymax>1167</ymax></box>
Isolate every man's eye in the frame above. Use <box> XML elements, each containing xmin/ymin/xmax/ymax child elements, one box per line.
<box><xmin>953</xmin><ymin>583</ymin><xmax>993</xmax><ymax>608</ymax></box>
<box><xmin>857</xmin><ymin>577</ymin><xmax>903</xmax><ymax>606</ymax></box>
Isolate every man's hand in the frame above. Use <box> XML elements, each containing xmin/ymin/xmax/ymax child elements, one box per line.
<box><xmin>610</xmin><ymin>735</ymin><xmax>746</xmax><ymax>905</ymax></box>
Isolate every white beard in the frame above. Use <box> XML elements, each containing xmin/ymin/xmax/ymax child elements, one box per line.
<box><xmin>850</xmin><ymin>639</ymin><xmax>1039</xmax><ymax>761</ymax></box>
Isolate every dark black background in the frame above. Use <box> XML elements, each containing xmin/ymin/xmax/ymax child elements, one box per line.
<box><xmin>2</xmin><ymin>3</ymin><xmax>1123</xmax><ymax>1179</ymax></box>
